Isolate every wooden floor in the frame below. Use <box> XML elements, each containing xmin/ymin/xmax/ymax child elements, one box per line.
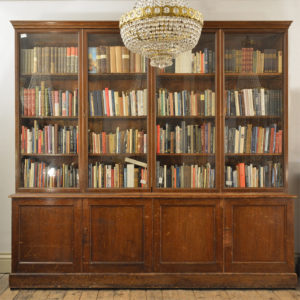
<box><xmin>0</xmin><ymin>274</ymin><xmax>300</xmax><ymax>300</ymax></box>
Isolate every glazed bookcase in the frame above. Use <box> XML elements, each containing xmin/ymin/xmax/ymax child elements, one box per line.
<box><xmin>10</xmin><ymin>20</ymin><xmax>297</xmax><ymax>288</ymax></box>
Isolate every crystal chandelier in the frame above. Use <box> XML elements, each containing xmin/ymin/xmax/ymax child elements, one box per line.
<box><xmin>119</xmin><ymin>0</ymin><xmax>204</xmax><ymax>69</ymax></box>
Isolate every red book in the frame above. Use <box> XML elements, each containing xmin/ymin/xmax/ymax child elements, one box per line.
<box><xmin>278</xmin><ymin>130</ymin><xmax>283</xmax><ymax>153</ymax></box>
<box><xmin>62</xmin><ymin>92</ymin><xmax>67</xmax><ymax>116</ymax></box>
<box><xmin>31</xmin><ymin>88</ymin><xmax>36</xmax><ymax>116</ymax></box>
<box><xmin>239</xmin><ymin>163</ymin><xmax>246</xmax><ymax>187</ymax></box>
<box><xmin>156</xmin><ymin>125</ymin><xmax>160</xmax><ymax>153</ymax></box>
<box><xmin>68</xmin><ymin>93</ymin><xmax>72</xmax><ymax>117</ymax></box>
<box><xmin>193</xmin><ymin>166</ymin><xmax>196</xmax><ymax>188</ymax></box>
<box><xmin>25</xmin><ymin>88</ymin><xmax>29</xmax><ymax>116</ymax></box>
<box><xmin>38</xmin><ymin>130</ymin><xmax>42</xmax><ymax>154</ymax></box>
<box><xmin>102</xmin><ymin>132</ymin><xmax>106</xmax><ymax>153</ymax></box>
<box><xmin>105</xmin><ymin>88</ymin><xmax>110</xmax><ymax>116</ymax></box>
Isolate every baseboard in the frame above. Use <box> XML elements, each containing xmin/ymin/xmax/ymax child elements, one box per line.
<box><xmin>0</xmin><ymin>253</ymin><xmax>11</xmax><ymax>273</ymax></box>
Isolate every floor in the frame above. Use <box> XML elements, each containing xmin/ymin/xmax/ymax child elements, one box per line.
<box><xmin>0</xmin><ymin>274</ymin><xmax>300</xmax><ymax>300</ymax></box>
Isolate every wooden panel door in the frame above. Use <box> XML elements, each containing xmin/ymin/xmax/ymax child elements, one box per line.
<box><xmin>154</xmin><ymin>198</ymin><xmax>223</xmax><ymax>272</ymax></box>
<box><xmin>224</xmin><ymin>198</ymin><xmax>294</xmax><ymax>273</ymax></box>
<box><xmin>83</xmin><ymin>198</ymin><xmax>152</xmax><ymax>272</ymax></box>
<box><xmin>12</xmin><ymin>198</ymin><xmax>82</xmax><ymax>273</ymax></box>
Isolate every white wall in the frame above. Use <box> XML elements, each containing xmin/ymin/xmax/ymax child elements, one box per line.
<box><xmin>0</xmin><ymin>0</ymin><xmax>299</xmax><ymax>254</ymax></box>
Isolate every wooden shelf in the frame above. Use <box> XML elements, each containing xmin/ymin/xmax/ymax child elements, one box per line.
<box><xmin>157</xmin><ymin>116</ymin><xmax>215</xmax><ymax>120</ymax></box>
<box><xmin>225</xmin><ymin>115</ymin><xmax>281</xmax><ymax>119</ymax></box>
<box><xmin>157</xmin><ymin>153</ymin><xmax>215</xmax><ymax>156</ymax></box>
<box><xmin>89</xmin><ymin>116</ymin><xmax>147</xmax><ymax>120</ymax></box>
<box><xmin>89</xmin><ymin>153</ymin><xmax>147</xmax><ymax>157</ymax></box>
<box><xmin>20</xmin><ymin>73</ymin><xmax>78</xmax><ymax>79</ymax></box>
<box><xmin>225</xmin><ymin>153</ymin><xmax>282</xmax><ymax>156</ymax></box>
<box><xmin>21</xmin><ymin>116</ymin><xmax>78</xmax><ymax>120</ymax></box>
<box><xmin>88</xmin><ymin>72</ymin><xmax>146</xmax><ymax>79</ymax></box>
<box><xmin>21</xmin><ymin>153</ymin><xmax>78</xmax><ymax>157</ymax></box>
<box><xmin>225</xmin><ymin>72</ymin><xmax>282</xmax><ymax>78</ymax></box>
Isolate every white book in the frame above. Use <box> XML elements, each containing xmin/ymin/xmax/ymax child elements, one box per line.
<box><xmin>106</xmin><ymin>165</ymin><xmax>111</xmax><ymax>188</ymax></box>
<box><xmin>108</xmin><ymin>90</ymin><xmax>113</xmax><ymax>116</ymax></box>
<box><xmin>249</xmin><ymin>89</ymin><xmax>255</xmax><ymax>116</ymax></box>
<box><xmin>234</xmin><ymin>91</ymin><xmax>240</xmax><ymax>116</ymax></box>
<box><xmin>260</xmin><ymin>88</ymin><xmax>265</xmax><ymax>116</ymax></box>
<box><xmin>234</xmin><ymin>129</ymin><xmax>239</xmax><ymax>153</ymax></box>
<box><xmin>124</xmin><ymin>157</ymin><xmax>147</xmax><ymax>168</ymax></box>
<box><xmin>239</xmin><ymin>126</ymin><xmax>245</xmax><ymax>153</ymax></box>
<box><xmin>143</xmin><ymin>89</ymin><xmax>147</xmax><ymax>115</ymax></box>
<box><xmin>164</xmin><ymin>165</ymin><xmax>167</xmax><ymax>188</ymax></box>
<box><xmin>127</xmin><ymin>164</ymin><xmax>134</xmax><ymax>188</ymax></box>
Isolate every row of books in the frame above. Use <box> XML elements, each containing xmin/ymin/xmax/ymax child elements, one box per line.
<box><xmin>157</xmin><ymin>89</ymin><xmax>215</xmax><ymax>117</ymax></box>
<box><xmin>224</xmin><ymin>48</ymin><xmax>282</xmax><ymax>73</ymax></box>
<box><xmin>225</xmin><ymin>124</ymin><xmax>282</xmax><ymax>154</ymax></box>
<box><xmin>21</xmin><ymin>47</ymin><xmax>78</xmax><ymax>74</ymax></box>
<box><xmin>89</xmin><ymin>88</ymin><xmax>147</xmax><ymax>117</ymax></box>
<box><xmin>89</xmin><ymin>128</ymin><xmax>147</xmax><ymax>154</ymax></box>
<box><xmin>21</xmin><ymin>122</ymin><xmax>78</xmax><ymax>154</ymax></box>
<box><xmin>23</xmin><ymin>159</ymin><xmax>79</xmax><ymax>188</ymax></box>
<box><xmin>156</xmin><ymin>162</ymin><xmax>215</xmax><ymax>188</ymax></box>
<box><xmin>156</xmin><ymin>122</ymin><xmax>215</xmax><ymax>154</ymax></box>
<box><xmin>225</xmin><ymin>88</ymin><xmax>282</xmax><ymax>117</ymax></box>
<box><xmin>88</xmin><ymin>162</ymin><xmax>147</xmax><ymax>188</ymax></box>
<box><xmin>20</xmin><ymin>83</ymin><xmax>78</xmax><ymax>117</ymax></box>
<box><xmin>88</xmin><ymin>46</ymin><xmax>146</xmax><ymax>73</ymax></box>
<box><xmin>162</xmin><ymin>49</ymin><xmax>215</xmax><ymax>74</ymax></box>
<box><xmin>225</xmin><ymin>162</ymin><xmax>283</xmax><ymax>188</ymax></box>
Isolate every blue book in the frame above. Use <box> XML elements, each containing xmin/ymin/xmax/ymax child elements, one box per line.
<box><xmin>111</xmin><ymin>90</ymin><xmax>116</xmax><ymax>116</ymax></box>
<box><xmin>88</xmin><ymin>47</ymin><xmax>97</xmax><ymax>73</ymax></box>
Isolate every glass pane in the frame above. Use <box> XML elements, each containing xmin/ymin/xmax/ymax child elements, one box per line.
<box><xmin>19</xmin><ymin>32</ymin><xmax>79</xmax><ymax>188</ymax></box>
<box><xmin>224</xmin><ymin>33</ymin><xmax>284</xmax><ymax>188</ymax></box>
<box><xmin>87</xmin><ymin>33</ymin><xmax>148</xmax><ymax>189</ymax></box>
<box><xmin>155</xmin><ymin>33</ymin><xmax>216</xmax><ymax>189</ymax></box>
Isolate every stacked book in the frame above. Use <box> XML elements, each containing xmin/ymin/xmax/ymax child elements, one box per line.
<box><xmin>156</xmin><ymin>162</ymin><xmax>215</xmax><ymax>188</ymax></box>
<box><xmin>21</xmin><ymin>121</ymin><xmax>78</xmax><ymax>154</ymax></box>
<box><xmin>21</xmin><ymin>46</ymin><xmax>78</xmax><ymax>74</ymax></box>
<box><xmin>225</xmin><ymin>162</ymin><xmax>283</xmax><ymax>188</ymax></box>
<box><xmin>225</xmin><ymin>124</ymin><xmax>282</xmax><ymax>154</ymax></box>
<box><xmin>89</xmin><ymin>88</ymin><xmax>147</xmax><ymax>116</ymax></box>
<box><xmin>157</xmin><ymin>89</ymin><xmax>215</xmax><ymax>117</ymax></box>
<box><xmin>225</xmin><ymin>88</ymin><xmax>282</xmax><ymax>116</ymax></box>
<box><xmin>89</xmin><ymin>127</ymin><xmax>147</xmax><ymax>154</ymax></box>
<box><xmin>20</xmin><ymin>83</ymin><xmax>78</xmax><ymax>117</ymax></box>
<box><xmin>225</xmin><ymin>48</ymin><xmax>282</xmax><ymax>73</ymax></box>
<box><xmin>88</xmin><ymin>46</ymin><xmax>146</xmax><ymax>73</ymax></box>
<box><xmin>23</xmin><ymin>159</ymin><xmax>78</xmax><ymax>188</ymax></box>
<box><xmin>156</xmin><ymin>122</ymin><xmax>215</xmax><ymax>154</ymax></box>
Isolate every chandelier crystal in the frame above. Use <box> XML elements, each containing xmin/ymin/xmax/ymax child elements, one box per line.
<box><xmin>119</xmin><ymin>0</ymin><xmax>204</xmax><ymax>69</ymax></box>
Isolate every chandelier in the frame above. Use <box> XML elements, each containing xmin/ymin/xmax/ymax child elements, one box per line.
<box><xmin>119</xmin><ymin>0</ymin><xmax>204</xmax><ymax>69</ymax></box>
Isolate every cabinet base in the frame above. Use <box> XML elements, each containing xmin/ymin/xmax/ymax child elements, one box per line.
<box><xmin>9</xmin><ymin>273</ymin><xmax>298</xmax><ymax>289</ymax></box>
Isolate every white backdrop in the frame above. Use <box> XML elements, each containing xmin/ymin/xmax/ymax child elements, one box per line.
<box><xmin>0</xmin><ymin>0</ymin><xmax>299</xmax><ymax>255</ymax></box>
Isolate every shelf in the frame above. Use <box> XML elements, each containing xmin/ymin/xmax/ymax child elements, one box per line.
<box><xmin>88</xmin><ymin>72</ymin><xmax>146</xmax><ymax>79</ymax></box>
<box><xmin>157</xmin><ymin>153</ymin><xmax>215</xmax><ymax>156</ymax></box>
<box><xmin>225</xmin><ymin>153</ymin><xmax>282</xmax><ymax>156</ymax></box>
<box><xmin>157</xmin><ymin>116</ymin><xmax>215</xmax><ymax>120</ymax></box>
<box><xmin>21</xmin><ymin>153</ymin><xmax>78</xmax><ymax>157</ymax></box>
<box><xmin>225</xmin><ymin>116</ymin><xmax>281</xmax><ymax>119</ymax></box>
<box><xmin>20</xmin><ymin>73</ymin><xmax>78</xmax><ymax>79</ymax></box>
<box><xmin>157</xmin><ymin>73</ymin><xmax>215</xmax><ymax>80</ymax></box>
<box><xmin>89</xmin><ymin>116</ymin><xmax>147</xmax><ymax>120</ymax></box>
<box><xmin>89</xmin><ymin>153</ymin><xmax>147</xmax><ymax>157</ymax></box>
<box><xmin>225</xmin><ymin>72</ymin><xmax>282</xmax><ymax>78</ymax></box>
<box><xmin>21</xmin><ymin>116</ymin><xmax>78</xmax><ymax>120</ymax></box>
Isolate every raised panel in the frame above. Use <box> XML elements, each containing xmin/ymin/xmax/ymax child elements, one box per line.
<box><xmin>12</xmin><ymin>198</ymin><xmax>81</xmax><ymax>273</ymax></box>
<box><xmin>154</xmin><ymin>199</ymin><xmax>222</xmax><ymax>272</ymax></box>
<box><xmin>83</xmin><ymin>199</ymin><xmax>152</xmax><ymax>272</ymax></box>
<box><xmin>224</xmin><ymin>199</ymin><xmax>294</xmax><ymax>273</ymax></box>
<box><xmin>20</xmin><ymin>206</ymin><xmax>74</xmax><ymax>262</ymax></box>
<box><xmin>233</xmin><ymin>205</ymin><xmax>285</xmax><ymax>262</ymax></box>
<box><xmin>90</xmin><ymin>206</ymin><xmax>143</xmax><ymax>262</ymax></box>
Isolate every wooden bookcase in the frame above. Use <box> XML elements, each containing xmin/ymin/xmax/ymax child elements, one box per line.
<box><xmin>9</xmin><ymin>20</ymin><xmax>297</xmax><ymax>288</ymax></box>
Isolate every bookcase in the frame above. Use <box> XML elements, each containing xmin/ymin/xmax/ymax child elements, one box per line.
<box><xmin>10</xmin><ymin>20</ymin><xmax>297</xmax><ymax>288</ymax></box>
